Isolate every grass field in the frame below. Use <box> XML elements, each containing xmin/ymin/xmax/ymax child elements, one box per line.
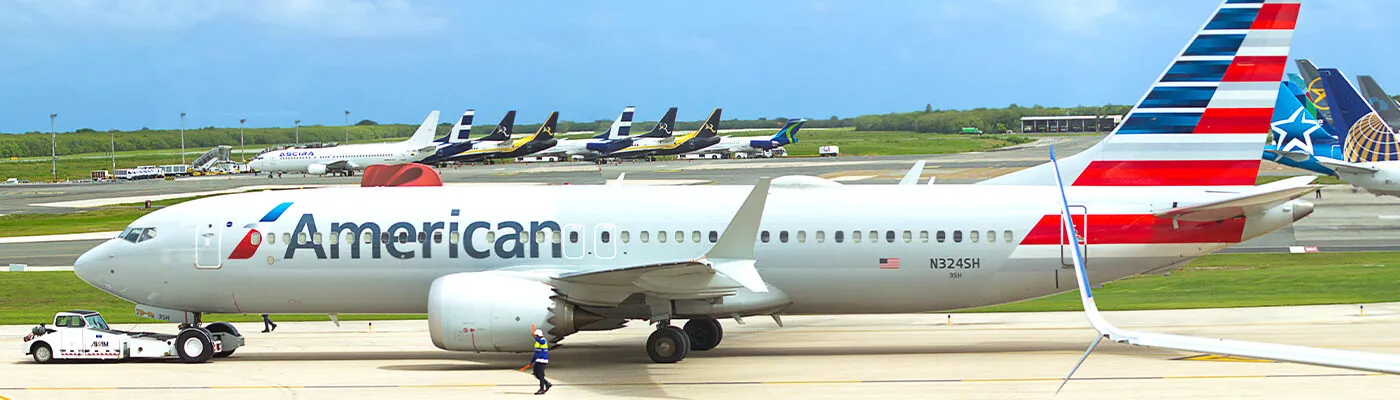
<box><xmin>966</xmin><ymin>252</ymin><xmax>1400</xmax><ymax>312</ymax></box>
<box><xmin>1256</xmin><ymin>174</ymin><xmax>1345</xmax><ymax>185</ymax></box>
<box><xmin>0</xmin><ymin>196</ymin><xmax>210</xmax><ymax>238</ymax></box>
<box><xmin>2</xmin><ymin>252</ymin><xmax>1396</xmax><ymax>325</ymax></box>
<box><xmin>758</xmin><ymin>128</ymin><xmax>1034</xmax><ymax>156</ymax></box>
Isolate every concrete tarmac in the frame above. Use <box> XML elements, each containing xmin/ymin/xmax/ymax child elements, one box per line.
<box><xmin>5</xmin><ymin>303</ymin><xmax>1400</xmax><ymax>399</ymax></box>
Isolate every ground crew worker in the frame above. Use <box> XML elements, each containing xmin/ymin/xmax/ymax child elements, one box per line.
<box><xmin>527</xmin><ymin>329</ymin><xmax>552</xmax><ymax>395</ymax></box>
<box><xmin>261</xmin><ymin>314</ymin><xmax>277</xmax><ymax>333</ymax></box>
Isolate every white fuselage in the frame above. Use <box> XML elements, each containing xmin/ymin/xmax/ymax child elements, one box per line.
<box><xmin>1334</xmin><ymin>162</ymin><xmax>1400</xmax><ymax>197</ymax></box>
<box><xmin>248</xmin><ymin>142</ymin><xmax>424</xmax><ymax>174</ymax></box>
<box><xmin>692</xmin><ymin>136</ymin><xmax>778</xmax><ymax>156</ymax></box>
<box><xmin>75</xmin><ymin>183</ymin><xmax>1304</xmax><ymax>317</ymax></box>
<box><xmin>533</xmin><ymin>138</ymin><xmax>607</xmax><ymax>160</ymax></box>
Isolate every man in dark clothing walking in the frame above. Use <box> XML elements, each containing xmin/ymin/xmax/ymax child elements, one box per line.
<box><xmin>261</xmin><ymin>314</ymin><xmax>277</xmax><ymax>333</ymax></box>
<box><xmin>526</xmin><ymin>329</ymin><xmax>552</xmax><ymax>395</ymax></box>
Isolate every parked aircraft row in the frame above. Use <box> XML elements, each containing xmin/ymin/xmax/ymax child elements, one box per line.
<box><xmin>1261</xmin><ymin>59</ymin><xmax>1400</xmax><ymax>197</ymax></box>
<box><xmin>247</xmin><ymin>106</ymin><xmax>808</xmax><ymax>175</ymax></box>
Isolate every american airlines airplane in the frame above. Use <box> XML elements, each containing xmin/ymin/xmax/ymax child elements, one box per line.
<box><xmin>685</xmin><ymin>118</ymin><xmax>806</xmax><ymax>159</ymax></box>
<box><xmin>529</xmin><ymin>106</ymin><xmax>635</xmax><ymax>162</ymax></box>
<box><xmin>248</xmin><ymin>111</ymin><xmax>440</xmax><ymax>176</ymax></box>
<box><xmin>605</xmin><ymin>108</ymin><xmax>722</xmax><ymax>160</ymax></box>
<box><xmin>68</xmin><ymin>0</ymin><xmax>1384</xmax><ymax>374</ymax></box>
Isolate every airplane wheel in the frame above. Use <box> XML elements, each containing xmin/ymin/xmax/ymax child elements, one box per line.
<box><xmin>175</xmin><ymin>329</ymin><xmax>214</xmax><ymax>363</ymax></box>
<box><xmin>32</xmin><ymin>343</ymin><xmax>53</xmax><ymax>364</ymax></box>
<box><xmin>646</xmin><ymin>326</ymin><xmax>691</xmax><ymax>363</ymax></box>
<box><xmin>683</xmin><ymin>318</ymin><xmax>723</xmax><ymax>351</ymax></box>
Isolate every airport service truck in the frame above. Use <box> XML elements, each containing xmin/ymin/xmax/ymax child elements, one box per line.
<box><xmin>22</xmin><ymin>310</ymin><xmax>244</xmax><ymax>364</ymax></box>
<box><xmin>819</xmin><ymin>146</ymin><xmax>840</xmax><ymax>157</ymax></box>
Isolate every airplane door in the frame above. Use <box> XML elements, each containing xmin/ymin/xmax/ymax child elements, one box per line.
<box><xmin>195</xmin><ymin>219</ymin><xmax>223</xmax><ymax>269</ymax></box>
<box><xmin>595</xmin><ymin>223</ymin><xmax>617</xmax><ymax>259</ymax></box>
<box><xmin>1060</xmin><ymin>205</ymin><xmax>1088</xmax><ymax>268</ymax></box>
<box><xmin>563</xmin><ymin>223</ymin><xmax>585</xmax><ymax>259</ymax></box>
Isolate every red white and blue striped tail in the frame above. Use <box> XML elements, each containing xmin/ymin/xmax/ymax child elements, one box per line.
<box><xmin>983</xmin><ymin>0</ymin><xmax>1299</xmax><ymax>188</ymax></box>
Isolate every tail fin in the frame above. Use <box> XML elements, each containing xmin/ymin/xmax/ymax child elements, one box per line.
<box><xmin>594</xmin><ymin>106</ymin><xmax>635</xmax><ymax>140</ymax></box>
<box><xmin>770</xmin><ymin>118</ymin><xmax>807</xmax><ymax>145</ymax></box>
<box><xmin>1272</xmin><ymin>82</ymin><xmax>1338</xmax><ymax>154</ymax></box>
<box><xmin>450</xmin><ymin>110</ymin><xmax>475</xmax><ymax>143</ymax></box>
<box><xmin>1296</xmin><ymin>59</ymin><xmax>1334</xmax><ymax>122</ymax></box>
<box><xmin>695</xmin><ymin>108</ymin><xmax>722</xmax><ymax>138</ymax></box>
<box><xmin>1318</xmin><ymin>68</ymin><xmax>1400</xmax><ymax>163</ymax></box>
<box><xmin>531</xmin><ymin>112</ymin><xmax>559</xmax><ymax>141</ymax></box>
<box><xmin>480</xmin><ymin>111</ymin><xmax>515</xmax><ymax>141</ymax></box>
<box><xmin>1357</xmin><ymin>76</ymin><xmax>1400</xmax><ymax>127</ymax></box>
<box><xmin>981</xmin><ymin>0</ymin><xmax>1298</xmax><ymax>187</ymax></box>
<box><xmin>640</xmin><ymin>107</ymin><xmax>678</xmax><ymax>138</ymax></box>
<box><xmin>407</xmin><ymin>111</ymin><xmax>442</xmax><ymax>145</ymax></box>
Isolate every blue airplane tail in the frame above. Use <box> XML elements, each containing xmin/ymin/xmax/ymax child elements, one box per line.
<box><xmin>1318</xmin><ymin>68</ymin><xmax>1400</xmax><ymax>163</ymax></box>
<box><xmin>1263</xmin><ymin>82</ymin><xmax>1341</xmax><ymax>176</ymax></box>
<box><xmin>769</xmin><ymin>119</ymin><xmax>806</xmax><ymax>145</ymax></box>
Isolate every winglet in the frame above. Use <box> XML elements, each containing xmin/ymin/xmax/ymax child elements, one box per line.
<box><xmin>1050</xmin><ymin>146</ymin><xmax>1111</xmax><ymax>331</ymax></box>
<box><xmin>607</xmin><ymin>172</ymin><xmax>626</xmax><ymax>186</ymax></box>
<box><xmin>899</xmin><ymin>160</ymin><xmax>926</xmax><ymax>185</ymax></box>
<box><xmin>703</xmin><ymin>178</ymin><xmax>772</xmax><ymax>292</ymax></box>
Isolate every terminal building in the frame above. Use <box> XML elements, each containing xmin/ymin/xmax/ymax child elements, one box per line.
<box><xmin>1019</xmin><ymin>115</ymin><xmax>1122</xmax><ymax>133</ymax></box>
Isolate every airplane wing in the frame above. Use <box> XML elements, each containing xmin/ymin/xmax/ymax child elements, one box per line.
<box><xmin>899</xmin><ymin>160</ymin><xmax>926</xmax><ymax>185</ymax></box>
<box><xmin>326</xmin><ymin>160</ymin><xmax>353</xmax><ymax>171</ymax></box>
<box><xmin>1316</xmin><ymin>156</ymin><xmax>1381</xmax><ymax>174</ymax></box>
<box><xmin>1152</xmin><ymin>176</ymin><xmax>1318</xmax><ymax>222</ymax></box>
<box><xmin>1047</xmin><ymin>147</ymin><xmax>1400</xmax><ymax>394</ymax></box>
<box><xmin>546</xmin><ymin>178</ymin><xmax>774</xmax><ymax>307</ymax></box>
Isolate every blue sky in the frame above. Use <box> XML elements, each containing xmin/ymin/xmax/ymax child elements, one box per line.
<box><xmin>1</xmin><ymin>0</ymin><xmax>1395</xmax><ymax>133</ymax></box>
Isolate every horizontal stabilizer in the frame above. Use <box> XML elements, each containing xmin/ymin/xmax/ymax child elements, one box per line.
<box><xmin>1153</xmin><ymin>176</ymin><xmax>1317</xmax><ymax>222</ymax></box>
<box><xmin>1263</xmin><ymin>149</ymin><xmax>1313</xmax><ymax>163</ymax></box>
<box><xmin>899</xmin><ymin>160</ymin><xmax>926</xmax><ymax>185</ymax></box>
<box><xmin>1316</xmin><ymin>157</ymin><xmax>1380</xmax><ymax>174</ymax></box>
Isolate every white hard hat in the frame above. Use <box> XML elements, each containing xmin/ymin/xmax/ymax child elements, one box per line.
<box><xmin>534</xmin><ymin>329</ymin><xmax>544</xmax><ymax>337</ymax></box>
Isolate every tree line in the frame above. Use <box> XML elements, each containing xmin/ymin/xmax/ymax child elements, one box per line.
<box><xmin>853</xmin><ymin>104</ymin><xmax>1132</xmax><ymax>134</ymax></box>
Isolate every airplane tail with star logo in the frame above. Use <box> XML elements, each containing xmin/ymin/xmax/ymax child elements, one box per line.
<box><xmin>1263</xmin><ymin>82</ymin><xmax>1342</xmax><ymax>176</ymax></box>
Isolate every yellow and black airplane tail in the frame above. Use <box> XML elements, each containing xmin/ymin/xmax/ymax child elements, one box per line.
<box><xmin>695</xmin><ymin>108</ymin><xmax>722</xmax><ymax>138</ymax></box>
<box><xmin>480</xmin><ymin>110</ymin><xmax>516</xmax><ymax>141</ymax></box>
<box><xmin>531</xmin><ymin>111</ymin><xmax>559</xmax><ymax>141</ymax></box>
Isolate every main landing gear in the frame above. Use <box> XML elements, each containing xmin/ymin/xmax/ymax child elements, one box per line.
<box><xmin>645</xmin><ymin>318</ymin><xmax>724</xmax><ymax>363</ymax></box>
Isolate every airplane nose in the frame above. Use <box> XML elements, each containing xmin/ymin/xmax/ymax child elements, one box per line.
<box><xmin>73</xmin><ymin>243</ymin><xmax>105</xmax><ymax>286</ymax></box>
<box><xmin>1291</xmin><ymin>199</ymin><xmax>1315</xmax><ymax>222</ymax></box>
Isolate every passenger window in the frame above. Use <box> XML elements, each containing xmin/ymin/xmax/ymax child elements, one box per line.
<box><xmin>552</xmin><ymin>231</ymin><xmax>561</xmax><ymax>244</ymax></box>
<box><xmin>987</xmin><ymin>230</ymin><xmax>996</xmax><ymax>243</ymax></box>
<box><xmin>692</xmin><ymin>231</ymin><xmax>701</xmax><ymax>243</ymax></box>
<box><xmin>937</xmin><ymin>230</ymin><xmax>946</xmax><ymax>243</ymax></box>
<box><xmin>398</xmin><ymin>232</ymin><xmax>409</xmax><ymax>244</ymax></box>
<box><xmin>379</xmin><ymin>232</ymin><xmax>388</xmax><ymax>244</ymax></box>
<box><xmin>621</xmin><ymin>231</ymin><xmax>630</xmax><ymax>243</ymax></box>
<box><xmin>761</xmin><ymin>231</ymin><xmax>770</xmax><ymax>243</ymax></box>
<box><xmin>435</xmin><ymin>232</ymin><xmax>444</xmax><ymax>244</ymax></box>
<box><xmin>780</xmin><ymin>231</ymin><xmax>789</xmax><ymax>243</ymax></box>
<box><xmin>970</xmin><ymin>230</ymin><xmax>980</xmax><ymax>243</ymax></box>
<box><xmin>658</xmin><ymin>232</ymin><xmax>668</xmax><ymax>243</ymax></box>
<box><xmin>283</xmin><ymin>233</ymin><xmax>292</xmax><ymax>244</ymax></box>
<box><xmin>920</xmin><ymin>230</ymin><xmax>929</xmax><ymax>243</ymax></box>
<box><xmin>641</xmin><ymin>231</ymin><xmax>650</xmax><ymax>243</ymax></box>
<box><xmin>816</xmin><ymin>231</ymin><xmax>825</xmax><ymax>243</ymax></box>
<box><xmin>869</xmin><ymin>230</ymin><xmax>878</xmax><ymax>244</ymax></box>
<box><xmin>363</xmin><ymin>232</ymin><xmax>373</xmax><ymax>244</ymax></box>
<box><xmin>902</xmin><ymin>230</ymin><xmax>911</xmax><ymax>243</ymax></box>
<box><xmin>797</xmin><ymin>231</ymin><xmax>807</xmax><ymax>243</ymax></box>
<box><xmin>853</xmin><ymin>230</ymin><xmax>862</xmax><ymax>243</ymax></box>
<box><xmin>709</xmin><ymin>231</ymin><xmax>718</xmax><ymax>243</ymax></box>
<box><xmin>450</xmin><ymin>232</ymin><xmax>460</xmax><ymax>245</ymax></box>
<box><xmin>885</xmin><ymin>231</ymin><xmax>895</xmax><ymax>243</ymax></box>
<box><xmin>953</xmin><ymin>231</ymin><xmax>963</xmax><ymax>243</ymax></box>
<box><xmin>297</xmin><ymin>232</ymin><xmax>307</xmax><ymax>244</ymax></box>
<box><xmin>313</xmin><ymin>232</ymin><xmax>323</xmax><ymax>245</ymax></box>
<box><xmin>417</xmin><ymin>232</ymin><xmax>427</xmax><ymax>243</ymax></box>
<box><xmin>329</xmin><ymin>232</ymin><xmax>339</xmax><ymax>245</ymax></box>
<box><xmin>835</xmin><ymin>230</ymin><xmax>844</xmax><ymax>243</ymax></box>
<box><xmin>601</xmin><ymin>231</ymin><xmax>611</xmax><ymax>243</ymax></box>
<box><xmin>266</xmin><ymin>232</ymin><xmax>275</xmax><ymax>245</ymax></box>
<box><xmin>569</xmin><ymin>231</ymin><xmax>580</xmax><ymax>243</ymax></box>
<box><xmin>485</xmin><ymin>231</ymin><xmax>496</xmax><ymax>243</ymax></box>
<box><xmin>1004</xmin><ymin>230</ymin><xmax>1013</xmax><ymax>243</ymax></box>
<box><xmin>251</xmin><ymin>232</ymin><xmax>262</xmax><ymax>246</ymax></box>
<box><xmin>674</xmin><ymin>231</ymin><xmax>683</xmax><ymax>243</ymax></box>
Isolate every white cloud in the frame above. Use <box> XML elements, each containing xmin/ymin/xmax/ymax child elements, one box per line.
<box><xmin>0</xmin><ymin>0</ymin><xmax>446</xmax><ymax>38</ymax></box>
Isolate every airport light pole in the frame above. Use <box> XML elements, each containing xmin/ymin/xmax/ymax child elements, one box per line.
<box><xmin>110</xmin><ymin>129</ymin><xmax>116</xmax><ymax>173</ymax></box>
<box><xmin>240</xmin><ymin>119</ymin><xmax>247</xmax><ymax>162</ymax></box>
<box><xmin>180</xmin><ymin>112</ymin><xmax>187</xmax><ymax>164</ymax></box>
<box><xmin>295</xmin><ymin>119</ymin><xmax>301</xmax><ymax>145</ymax></box>
<box><xmin>344</xmin><ymin>110</ymin><xmax>350</xmax><ymax>143</ymax></box>
<box><xmin>49</xmin><ymin>113</ymin><xmax>57</xmax><ymax>181</ymax></box>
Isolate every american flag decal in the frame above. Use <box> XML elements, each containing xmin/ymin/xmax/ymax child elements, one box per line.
<box><xmin>879</xmin><ymin>258</ymin><xmax>900</xmax><ymax>269</ymax></box>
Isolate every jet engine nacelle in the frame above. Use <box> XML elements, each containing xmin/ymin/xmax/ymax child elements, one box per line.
<box><xmin>306</xmin><ymin>164</ymin><xmax>328</xmax><ymax>175</ymax></box>
<box><xmin>428</xmin><ymin>272</ymin><xmax>599</xmax><ymax>352</ymax></box>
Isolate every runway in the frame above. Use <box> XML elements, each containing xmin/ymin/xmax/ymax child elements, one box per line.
<box><xmin>5</xmin><ymin>303</ymin><xmax>1400</xmax><ymax>399</ymax></box>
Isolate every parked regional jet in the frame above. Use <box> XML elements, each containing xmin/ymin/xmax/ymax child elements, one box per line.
<box><xmin>248</xmin><ymin>111</ymin><xmax>440</xmax><ymax>176</ymax></box>
<box><xmin>685</xmin><ymin>118</ymin><xmax>807</xmax><ymax>159</ymax></box>
<box><xmin>68</xmin><ymin>1</ymin><xmax>1355</xmax><ymax>373</ymax></box>
<box><xmin>605</xmin><ymin>108</ymin><xmax>722</xmax><ymax>160</ymax></box>
<box><xmin>530</xmin><ymin>106</ymin><xmax>635</xmax><ymax>161</ymax></box>
<box><xmin>442</xmin><ymin>112</ymin><xmax>559</xmax><ymax>163</ymax></box>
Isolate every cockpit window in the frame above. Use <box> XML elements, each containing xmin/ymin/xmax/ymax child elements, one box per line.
<box><xmin>85</xmin><ymin>314</ymin><xmax>109</xmax><ymax>330</ymax></box>
<box><xmin>120</xmin><ymin>227</ymin><xmax>157</xmax><ymax>243</ymax></box>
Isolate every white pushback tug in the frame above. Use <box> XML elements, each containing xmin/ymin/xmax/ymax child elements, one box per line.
<box><xmin>22</xmin><ymin>310</ymin><xmax>244</xmax><ymax>364</ymax></box>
